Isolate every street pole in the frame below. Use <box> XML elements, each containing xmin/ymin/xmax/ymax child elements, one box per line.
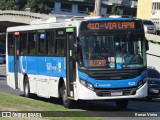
<box><xmin>94</xmin><ymin>0</ymin><xmax>102</xmax><ymax>16</ymax></box>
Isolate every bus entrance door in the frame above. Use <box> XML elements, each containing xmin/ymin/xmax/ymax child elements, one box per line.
<box><xmin>66</xmin><ymin>28</ymin><xmax>76</xmax><ymax>98</ymax></box>
<box><xmin>14</xmin><ymin>32</ymin><xmax>20</xmax><ymax>89</ymax></box>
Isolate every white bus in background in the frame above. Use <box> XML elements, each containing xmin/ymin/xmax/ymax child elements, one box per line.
<box><xmin>151</xmin><ymin>0</ymin><xmax>160</xmax><ymax>34</ymax></box>
<box><xmin>151</xmin><ymin>18</ymin><xmax>160</xmax><ymax>34</ymax></box>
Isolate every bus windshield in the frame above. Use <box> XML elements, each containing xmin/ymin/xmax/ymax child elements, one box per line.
<box><xmin>78</xmin><ymin>34</ymin><xmax>146</xmax><ymax>70</ymax></box>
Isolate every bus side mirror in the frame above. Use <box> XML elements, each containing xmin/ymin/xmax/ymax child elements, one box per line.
<box><xmin>145</xmin><ymin>39</ymin><xmax>149</xmax><ymax>51</ymax></box>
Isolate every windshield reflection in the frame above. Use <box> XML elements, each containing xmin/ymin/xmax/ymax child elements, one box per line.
<box><xmin>78</xmin><ymin>34</ymin><xmax>145</xmax><ymax>69</ymax></box>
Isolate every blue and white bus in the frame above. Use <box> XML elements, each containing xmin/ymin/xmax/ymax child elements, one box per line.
<box><xmin>6</xmin><ymin>16</ymin><xmax>148</xmax><ymax>109</ymax></box>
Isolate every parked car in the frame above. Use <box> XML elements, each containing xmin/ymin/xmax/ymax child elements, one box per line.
<box><xmin>147</xmin><ymin>67</ymin><xmax>160</xmax><ymax>99</ymax></box>
<box><xmin>0</xmin><ymin>57</ymin><xmax>4</xmax><ymax>64</ymax></box>
<box><xmin>142</xmin><ymin>20</ymin><xmax>157</xmax><ymax>34</ymax></box>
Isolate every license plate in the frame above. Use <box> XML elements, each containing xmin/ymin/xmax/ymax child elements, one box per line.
<box><xmin>111</xmin><ymin>91</ymin><xmax>123</xmax><ymax>96</ymax></box>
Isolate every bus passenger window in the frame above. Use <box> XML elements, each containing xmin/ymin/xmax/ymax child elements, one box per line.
<box><xmin>28</xmin><ymin>33</ymin><xmax>36</xmax><ymax>55</ymax></box>
<box><xmin>56</xmin><ymin>39</ymin><xmax>65</xmax><ymax>56</ymax></box>
<box><xmin>20</xmin><ymin>33</ymin><xmax>27</xmax><ymax>55</ymax></box>
<box><xmin>47</xmin><ymin>31</ymin><xmax>55</xmax><ymax>55</ymax></box>
<box><xmin>8</xmin><ymin>34</ymin><xmax>14</xmax><ymax>55</ymax></box>
<box><xmin>38</xmin><ymin>33</ymin><xmax>46</xmax><ymax>55</ymax></box>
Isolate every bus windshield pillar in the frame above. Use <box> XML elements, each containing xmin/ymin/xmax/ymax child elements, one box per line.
<box><xmin>66</xmin><ymin>29</ymin><xmax>76</xmax><ymax>98</ymax></box>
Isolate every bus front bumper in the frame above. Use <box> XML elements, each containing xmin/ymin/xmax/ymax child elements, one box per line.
<box><xmin>77</xmin><ymin>82</ymin><xmax>147</xmax><ymax>100</ymax></box>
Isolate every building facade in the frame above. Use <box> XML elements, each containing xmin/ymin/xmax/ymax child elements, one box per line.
<box><xmin>137</xmin><ymin>0</ymin><xmax>152</xmax><ymax>19</ymax></box>
<box><xmin>151</xmin><ymin>0</ymin><xmax>160</xmax><ymax>19</ymax></box>
<box><xmin>151</xmin><ymin>0</ymin><xmax>160</xmax><ymax>33</ymax></box>
<box><xmin>46</xmin><ymin>0</ymin><xmax>138</xmax><ymax>17</ymax></box>
<box><xmin>137</xmin><ymin>0</ymin><xmax>160</xmax><ymax>20</ymax></box>
<box><xmin>137</xmin><ymin>0</ymin><xmax>160</xmax><ymax>32</ymax></box>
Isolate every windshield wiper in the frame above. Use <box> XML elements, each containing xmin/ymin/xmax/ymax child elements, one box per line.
<box><xmin>125</xmin><ymin>31</ymin><xmax>132</xmax><ymax>44</ymax></box>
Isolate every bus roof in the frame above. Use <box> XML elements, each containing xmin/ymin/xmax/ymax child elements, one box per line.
<box><xmin>7</xmin><ymin>16</ymin><xmax>140</xmax><ymax>32</ymax></box>
<box><xmin>7</xmin><ymin>21</ymin><xmax>78</xmax><ymax>32</ymax></box>
<box><xmin>86</xmin><ymin>17</ymin><xmax>137</xmax><ymax>21</ymax></box>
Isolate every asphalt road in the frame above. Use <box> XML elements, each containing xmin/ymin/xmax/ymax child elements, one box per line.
<box><xmin>0</xmin><ymin>64</ymin><xmax>160</xmax><ymax>120</ymax></box>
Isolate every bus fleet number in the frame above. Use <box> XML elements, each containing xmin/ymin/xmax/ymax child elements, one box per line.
<box><xmin>87</xmin><ymin>23</ymin><xmax>100</xmax><ymax>30</ymax></box>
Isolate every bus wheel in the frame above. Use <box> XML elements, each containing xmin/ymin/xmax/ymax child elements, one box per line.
<box><xmin>116</xmin><ymin>99</ymin><xmax>129</xmax><ymax>110</ymax></box>
<box><xmin>61</xmin><ymin>85</ymin><xmax>74</xmax><ymax>108</ymax></box>
<box><xmin>24</xmin><ymin>77</ymin><xmax>30</xmax><ymax>98</ymax></box>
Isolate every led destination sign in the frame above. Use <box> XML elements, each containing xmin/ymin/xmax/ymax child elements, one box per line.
<box><xmin>87</xmin><ymin>22</ymin><xmax>134</xmax><ymax>30</ymax></box>
<box><xmin>80</xmin><ymin>20</ymin><xmax>142</xmax><ymax>31</ymax></box>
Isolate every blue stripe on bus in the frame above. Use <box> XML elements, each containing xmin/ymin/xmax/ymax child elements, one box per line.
<box><xmin>8</xmin><ymin>56</ymin><xmax>66</xmax><ymax>77</ymax></box>
<box><xmin>78</xmin><ymin>70</ymin><xmax>147</xmax><ymax>89</ymax></box>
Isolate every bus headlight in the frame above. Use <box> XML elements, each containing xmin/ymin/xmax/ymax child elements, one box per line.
<box><xmin>80</xmin><ymin>79</ymin><xmax>94</xmax><ymax>90</ymax></box>
<box><xmin>138</xmin><ymin>77</ymin><xmax>147</xmax><ymax>89</ymax></box>
<box><xmin>86</xmin><ymin>82</ymin><xmax>94</xmax><ymax>90</ymax></box>
<box><xmin>80</xmin><ymin>79</ymin><xmax>86</xmax><ymax>86</ymax></box>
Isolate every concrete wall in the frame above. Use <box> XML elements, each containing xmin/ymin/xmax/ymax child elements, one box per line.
<box><xmin>137</xmin><ymin>0</ymin><xmax>152</xmax><ymax>19</ymax></box>
<box><xmin>51</xmin><ymin>2</ymin><xmax>85</xmax><ymax>16</ymax></box>
<box><xmin>145</xmin><ymin>33</ymin><xmax>160</xmax><ymax>72</ymax></box>
<box><xmin>0</xmin><ymin>10</ymin><xmax>54</xmax><ymax>24</ymax></box>
<box><xmin>51</xmin><ymin>2</ymin><xmax>107</xmax><ymax>16</ymax></box>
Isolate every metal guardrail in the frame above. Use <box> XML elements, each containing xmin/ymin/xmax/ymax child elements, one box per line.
<box><xmin>145</xmin><ymin>33</ymin><xmax>160</xmax><ymax>45</ymax></box>
<box><xmin>0</xmin><ymin>10</ymin><xmax>76</xmax><ymax>24</ymax></box>
<box><xmin>147</xmin><ymin>53</ymin><xmax>160</xmax><ymax>58</ymax></box>
<box><xmin>0</xmin><ymin>10</ymin><xmax>54</xmax><ymax>20</ymax></box>
<box><xmin>148</xmin><ymin>40</ymin><xmax>160</xmax><ymax>45</ymax></box>
<box><xmin>147</xmin><ymin>39</ymin><xmax>160</xmax><ymax>58</ymax></box>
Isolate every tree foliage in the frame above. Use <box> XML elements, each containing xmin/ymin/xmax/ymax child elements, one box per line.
<box><xmin>25</xmin><ymin>0</ymin><xmax>51</xmax><ymax>14</ymax></box>
<box><xmin>0</xmin><ymin>0</ymin><xmax>26</xmax><ymax>10</ymax></box>
<box><xmin>0</xmin><ymin>0</ymin><xmax>51</xmax><ymax>14</ymax></box>
<box><xmin>110</xmin><ymin>5</ymin><xmax>120</xmax><ymax>15</ymax></box>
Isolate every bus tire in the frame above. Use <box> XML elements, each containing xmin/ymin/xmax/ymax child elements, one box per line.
<box><xmin>116</xmin><ymin>99</ymin><xmax>129</xmax><ymax>110</ymax></box>
<box><xmin>24</xmin><ymin>76</ymin><xmax>30</xmax><ymax>98</ymax></box>
<box><xmin>60</xmin><ymin>85</ymin><xmax>74</xmax><ymax>108</ymax></box>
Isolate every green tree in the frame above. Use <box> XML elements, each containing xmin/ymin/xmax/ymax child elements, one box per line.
<box><xmin>85</xmin><ymin>8</ymin><xmax>90</xmax><ymax>15</ymax></box>
<box><xmin>0</xmin><ymin>0</ymin><xmax>50</xmax><ymax>14</ymax></box>
<box><xmin>25</xmin><ymin>0</ymin><xmax>51</xmax><ymax>14</ymax></box>
<box><xmin>0</xmin><ymin>0</ymin><xmax>26</xmax><ymax>10</ymax></box>
<box><xmin>110</xmin><ymin>5</ymin><xmax>120</xmax><ymax>15</ymax></box>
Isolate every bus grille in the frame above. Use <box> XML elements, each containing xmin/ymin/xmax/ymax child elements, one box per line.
<box><xmin>95</xmin><ymin>88</ymin><xmax>137</xmax><ymax>97</ymax></box>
